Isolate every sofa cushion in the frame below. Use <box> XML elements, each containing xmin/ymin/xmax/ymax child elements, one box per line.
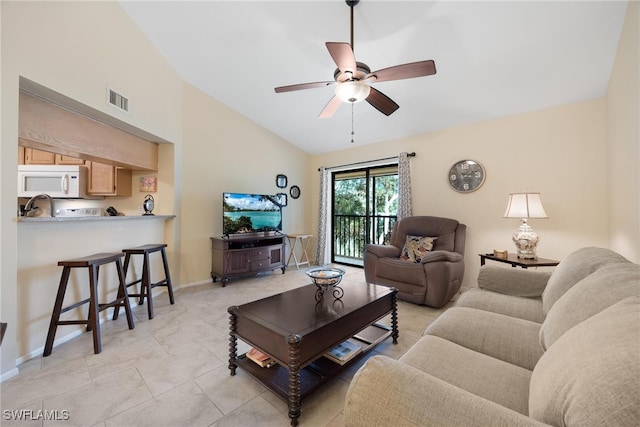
<box><xmin>346</xmin><ymin>356</ymin><xmax>542</xmax><ymax>427</ymax></box>
<box><xmin>455</xmin><ymin>288</ymin><xmax>545</xmax><ymax>323</ymax></box>
<box><xmin>400</xmin><ymin>335</ymin><xmax>532</xmax><ymax>415</ymax></box>
<box><xmin>539</xmin><ymin>263</ymin><xmax>640</xmax><ymax>350</ymax></box>
<box><xmin>542</xmin><ymin>247</ymin><xmax>629</xmax><ymax>315</ymax></box>
<box><xmin>400</xmin><ymin>235</ymin><xmax>437</xmax><ymax>263</ymax></box>
<box><xmin>478</xmin><ymin>265</ymin><xmax>552</xmax><ymax>298</ymax></box>
<box><xmin>529</xmin><ymin>296</ymin><xmax>640</xmax><ymax>426</ymax></box>
<box><xmin>424</xmin><ymin>307</ymin><xmax>543</xmax><ymax>370</ymax></box>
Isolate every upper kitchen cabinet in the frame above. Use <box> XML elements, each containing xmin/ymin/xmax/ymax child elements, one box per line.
<box><xmin>23</xmin><ymin>147</ymin><xmax>55</xmax><ymax>165</ymax></box>
<box><xmin>21</xmin><ymin>147</ymin><xmax>85</xmax><ymax>165</ymax></box>
<box><xmin>85</xmin><ymin>161</ymin><xmax>132</xmax><ymax>197</ymax></box>
<box><xmin>55</xmin><ymin>154</ymin><xmax>85</xmax><ymax>165</ymax></box>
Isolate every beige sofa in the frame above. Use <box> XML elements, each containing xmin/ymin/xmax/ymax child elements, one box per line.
<box><xmin>345</xmin><ymin>247</ymin><xmax>640</xmax><ymax>426</ymax></box>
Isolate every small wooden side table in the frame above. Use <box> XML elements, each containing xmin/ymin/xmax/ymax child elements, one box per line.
<box><xmin>286</xmin><ymin>234</ymin><xmax>313</xmax><ymax>269</ymax></box>
<box><xmin>479</xmin><ymin>253</ymin><xmax>559</xmax><ymax>269</ymax></box>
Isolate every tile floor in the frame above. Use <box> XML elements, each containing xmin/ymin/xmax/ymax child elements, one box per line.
<box><xmin>1</xmin><ymin>265</ymin><xmax>451</xmax><ymax>427</ymax></box>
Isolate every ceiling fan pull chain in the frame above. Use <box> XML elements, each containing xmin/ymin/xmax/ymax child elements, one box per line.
<box><xmin>351</xmin><ymin>103</ymin><xmax>355</xmax><ymax>143</ymax></box>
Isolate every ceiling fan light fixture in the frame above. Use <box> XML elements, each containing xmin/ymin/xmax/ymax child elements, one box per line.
<box><xmin>335</xmin><ymin>80</ymin><xmax>370</xmax><ymax>103</ymax></box>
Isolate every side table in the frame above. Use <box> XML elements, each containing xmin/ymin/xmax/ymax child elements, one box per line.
<box><xmin>479</xmin><ymin>253</ymin><xmax>559</xmax><ymax>269</ymax></box>
<box><xmin>286</xmin><ymin>234</ymin><xmax>313</xmax><ymax>269</ymax></box>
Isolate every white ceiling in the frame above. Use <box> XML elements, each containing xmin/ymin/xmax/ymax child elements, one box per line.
<box><xmin>119</xmin><ymin>1</ymin><xmax>627</xmax><ymax>155</ymax></box>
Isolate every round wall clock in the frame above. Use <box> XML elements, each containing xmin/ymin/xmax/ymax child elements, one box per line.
<box><xmin>290</xmin><ymin>185</ymin><xmax>301</xmax><ymax>199</ymax></box>
<box><xmin>448</xmin><ymin>160</ymin><xmax>486</xmax><ymax>193</ymax></box>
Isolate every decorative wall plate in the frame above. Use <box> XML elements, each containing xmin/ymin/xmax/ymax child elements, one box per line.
<box><xmin>290</xmin><ymin>185</ymin><xmax>301</xmax><ymax>199</ymax></box>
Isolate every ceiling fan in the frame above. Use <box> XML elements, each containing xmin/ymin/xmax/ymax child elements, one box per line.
<box><xmin>274</xmin><ymin>0</ymin><xmax>436</xmax><ymax>119</ymax></box>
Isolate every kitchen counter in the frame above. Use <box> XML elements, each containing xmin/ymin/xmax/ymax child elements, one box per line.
<box><xmin>17</xmin><ymin>214</ymin><xmax>176</xmax><ymax>223</ymax></box>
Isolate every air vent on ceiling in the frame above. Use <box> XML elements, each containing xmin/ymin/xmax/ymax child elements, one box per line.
<box><xmin>107</xmin><ymin>87</ymin><xmax>129</xmax><ymax>113</ymax></box>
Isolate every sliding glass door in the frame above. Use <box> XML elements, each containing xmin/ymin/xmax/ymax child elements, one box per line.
<box><xmin>332</xmin><ymin>165</ymin><xmax>398</xmax><ymax>266</ymax></box>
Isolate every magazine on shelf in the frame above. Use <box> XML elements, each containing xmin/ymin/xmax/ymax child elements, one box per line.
<box><xmin>324</xmin><ymin>339</ymin><xmax>363</xmax><ymax>365</ymax></box>
<box><xmin>246</xmin><ymin>348</ymin><xmax>276</xmax><ymax>368</ymax></box>
<box><xmin>353</xmin><ymin>324</ymin><xmax>392</xmax><ymax>351</ymax></box>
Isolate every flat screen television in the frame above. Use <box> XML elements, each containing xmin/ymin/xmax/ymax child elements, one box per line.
<box><xmin>223</xmin><ymin>192</ymin><xmax>283</xmax><ymax>236</ymax></box>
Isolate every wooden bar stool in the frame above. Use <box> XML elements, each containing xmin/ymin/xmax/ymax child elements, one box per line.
<box><xmin>113</xmin><ymin>244</ymin><xmax>175</xmax><ymax>320</ymax></box>
<box><xmin>43</xmin><ymin>252</ymin><xmax>135</xmax><ymax>356</ymax></box>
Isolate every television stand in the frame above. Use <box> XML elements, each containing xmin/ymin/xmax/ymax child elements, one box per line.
<box><xmin>211</xmin><ymin>234</ymin><xmax>286</xmax><ymax>286</ymax></box>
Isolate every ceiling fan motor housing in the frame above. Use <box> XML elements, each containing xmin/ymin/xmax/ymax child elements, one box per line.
<box><xmin>333</xmin><ymin>62</ymin><xmax>371</xmax><ymax>82</ymax></box>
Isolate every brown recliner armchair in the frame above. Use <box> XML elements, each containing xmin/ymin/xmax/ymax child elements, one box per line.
<box><xmin>364</xmin><ymin>216</ymin><xmax>466</xmax><ymax>308</ymax></box>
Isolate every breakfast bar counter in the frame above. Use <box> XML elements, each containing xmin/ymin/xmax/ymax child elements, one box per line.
<box><xmin>17</xmin><ymin>214</ymin><xmax>176</xmax><ymax>223</ymax></box>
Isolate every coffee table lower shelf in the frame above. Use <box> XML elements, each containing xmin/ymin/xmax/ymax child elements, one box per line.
<box><xmin>237</xmin><ymin>332</ymin><xmax>388</xmax><ymax>403</ymax></box>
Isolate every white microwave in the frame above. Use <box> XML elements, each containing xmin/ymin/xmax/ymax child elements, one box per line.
<box><xmin>18</xmin><ymin>165</ymin><xmax>90</xmax><ymax>198</ymax></box>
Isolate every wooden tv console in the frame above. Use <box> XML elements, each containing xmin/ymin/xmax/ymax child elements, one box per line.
<box><xmin>210</xmin><ymin>234</ymin><xmax>286</xmax><ymax>285</ymax></box>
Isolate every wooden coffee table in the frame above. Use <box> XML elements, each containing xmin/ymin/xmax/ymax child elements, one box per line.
<box><xmin>228</xmin><ymin>282</ymin><xmax>398</xmax><ymax>426</ymax></box>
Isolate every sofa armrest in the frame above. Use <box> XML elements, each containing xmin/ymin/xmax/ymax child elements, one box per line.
<box><xmin>364</xmin><ymin>244</ymin><xmax>401</xmax><ymax>259</ymax></box>
<box><xmin>345</xmin><ymin>356</ymin><xmax>549</xmax><ymax>427</ymax></box>
<box><xmin>419</xmin><ymin>250</ymin><xmax>463</xmax><ymax>264</ymax></box>
<box><xmin>478</xmin><ymin>265</ymin><xmax>552</xmax><ymax>297</ymax></box>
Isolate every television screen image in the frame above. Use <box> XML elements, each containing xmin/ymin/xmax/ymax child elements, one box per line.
<box><xmin>223</xmin><ymin>193</ymin><xmax>283</xmax><ymax>235</ymax></box>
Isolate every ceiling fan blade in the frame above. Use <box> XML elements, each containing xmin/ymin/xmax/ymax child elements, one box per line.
<box><xmin>326</xmin><ymin>42</ymin><xmax>357</xmax><ymax>75</ymax></box>
<box><xmin>275</xmin><ymin>81</ymin><xmax>335</xmax><ymax>93</ymax></box>
<box><xmin>319</xmin><ymin>96</ymin><xmax>342</xmax><ymax>119</ymax></box>
<box><xmin>366</xmin><ymin>87</ymin><xmax>399</xmax><ymax>116</ymax></box>
<box><xmin>366</xmin><ymin>60</ymin><xmax>436</xmax><ymax>83</ymax></box>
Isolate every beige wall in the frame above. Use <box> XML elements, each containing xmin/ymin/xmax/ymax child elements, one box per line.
<box><xmin>606</xmin><ymin>0</ymin><xmax>640</xmax><ymax>262</ymax></box>
<box><xmin>311</xmin><ymin>99</ymin><xmax>610</xmax><ymax>290</ymax></box>
<box><xmin>179</xmin><ymin>82</ymin><xmax>311</xmax><ymax>286</ymax></box>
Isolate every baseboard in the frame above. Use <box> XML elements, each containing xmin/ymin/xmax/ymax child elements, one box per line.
<box><xmin>0</xmin><ymin>367</ymin><xmax>19</xmax><ymax>382</ymax></box>
<box><xmin>15</xmin><ymin>324</ymin><xmax>91</xmax><ymax>368</ymax></box>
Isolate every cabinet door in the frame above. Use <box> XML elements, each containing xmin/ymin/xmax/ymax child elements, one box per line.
<box><xmin>86</xmin><ymin>161</ymin><xmax>116</xmax><ymax>195</ymax></box>
<box><xmin>55</xmin><ymin>155</ymin><xmax>84</xmax><ymax>165</ymax></box>
<box><xmin>86</xmin><ymin>161</ymin><xmax>132</xmax><ymax>196</ymax></box>
<box><xmin>227</xmin><ymin>251</ymin><xmax>251</xmax><ymax>275</ymax></box>
<box><xmin>268</xmin><ymin>245</ymin><xmax>284</xmax><ymax>268</ymax></box>
<box><xmin>24</xmin><ymin>148</ymin><xmax>55</xmax><ymax>164</ymax></box>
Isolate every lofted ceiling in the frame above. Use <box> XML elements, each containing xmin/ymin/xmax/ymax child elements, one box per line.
<box><xmin>119</xmin><ymin>1</ymin><xmax>628</xmax><ymax>155</ymax></box>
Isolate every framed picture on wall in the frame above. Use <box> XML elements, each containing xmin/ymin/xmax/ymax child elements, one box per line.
<box><xmin>277</xmin><ymin>192</ymin><xmax>288</xmax><ymax>207</ymax></box>
<box><xmin>140</xmin><ymin>176</ymin><xmax>157</xmax><ymax>192</ymax></box>
<box><xmin>276</xmin><ymin>174</ymin><xmax>288</xmax><ymax>188</ymax></box>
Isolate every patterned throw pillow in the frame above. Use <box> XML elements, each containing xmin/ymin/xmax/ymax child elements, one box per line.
<box><xmin>400</xmin><ymin>235</ymin><xmax>437</xmax><ymax>263</ymax></box>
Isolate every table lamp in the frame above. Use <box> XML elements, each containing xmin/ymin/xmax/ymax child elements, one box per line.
<box><xmin>503</xmin><ymin>192</ymin><xmax>548</xmax><ymax>259</ymax></box>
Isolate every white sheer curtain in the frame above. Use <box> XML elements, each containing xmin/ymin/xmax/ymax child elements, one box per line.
<box><xmin>397</xmin><ymin>152</ymin><xmax>413</xmax><ymax>220</ymax></box>
<box><xmin>314</xmin><ymin>167</ymin><xmax>331</xmax><ymax>266</ymax></box>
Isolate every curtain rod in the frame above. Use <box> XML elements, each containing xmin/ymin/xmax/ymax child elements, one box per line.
<box><xmin>318</xmin><ymin>152</ymin><xmax>415</xmax><ymax>171</ymax></box>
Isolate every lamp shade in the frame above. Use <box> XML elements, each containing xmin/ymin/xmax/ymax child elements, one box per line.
<box><xmin>503</xmin><ymin>193</ymin><xmax>548</xmax><ymax>219</ymax></box>
<box><xmin>335</xmin><ymin>81</ymin><xmax>370</xmax><ymax>103</ymax></box>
